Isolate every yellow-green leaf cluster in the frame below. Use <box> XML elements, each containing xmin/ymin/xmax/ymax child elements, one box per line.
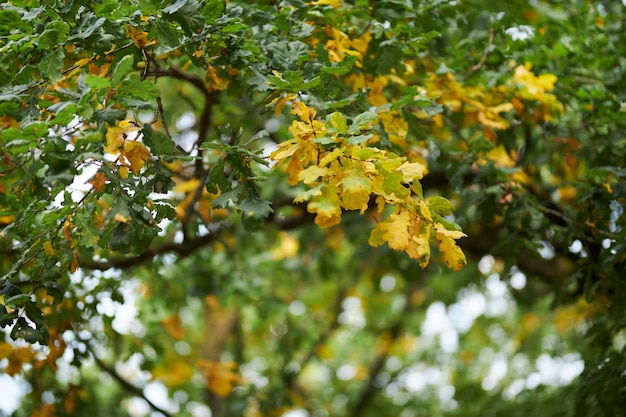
<box><xmin>271</xmin><ymin>100</ymin><xmax>466</xmax><ymax>269</ymax></box>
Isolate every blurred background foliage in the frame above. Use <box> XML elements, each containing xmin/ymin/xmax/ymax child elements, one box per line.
<box><xmin>1</xmin><ymin>0</ymin><xmax>626</xmax><ymax>416</ymax></box>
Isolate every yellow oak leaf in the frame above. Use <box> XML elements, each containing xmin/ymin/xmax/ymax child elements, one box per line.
<box><xmin>6</xmin><ymin>346</ymin><xmax>34</xmax><ymax>376</ymax></box>
<box><xmin>288</xmin><ymin>119</ymin><xmax>327</xmax><ymax>141</ymax></box>
<box><xmin>310</xmin><ymin>0</ymin><xmax>341</xmax><ymax>6</ymax></box>
<box><xmin>284</xmin><ymin>142</ymin><xmax>319</xmax><ymax>186</ymax></box>
<box><xmin>382</xmin><ymin>210</ymin><xmax>411</xmax><ymax>250</ymax></box>
<box><xmin>153</xmin><ymin>359</ymin><xmax>195</xmax><ymax>388</ymax></box>
<box><xmin>319</xmin><ymin>148</ymin><xmax>343</xmax><ymax>167</ymax></box>
<box><xmin>293</xmin><ymin>185</ymin><xmax>323</xmax><ymax>203</ymax></box>
<box><xmin>89</xmin><ymin>171</ymin><xmax>107</xmax><ymax>192</ymax></box>
<box><xmin>205</xmin><ymin>66</ymin><xmax>230</xmax><ymax>92</ymax></box>
<box><xmin>30</xmin><ymin>404</ymin><xmax>57</xmax><ymax>417</ymax></box>
<box><xmin>368</xmin><ymin>221</ymin><xmax>386</xmax><ymax>247</ymax></box>
<box><xmin>397</xmin><ymin>161</ymin><xmax>426</xmax><ymax>183</ymax></box>
<box><xmin>418</xmin><ymin>200</ymin><xmax>433</xmax><ymax>222</ymax></box>
<box><xmin>298</xmin><ymin>165</ymin><xmax>328</xmax><ymax>185</ymax></box>
<box><xmin>307</xmin><ymin>187</ymin><xmax>342</xmax><ymax>227</ymax></box>
<box><xmin>290</xmin><ymin>101</ymin><xmax>316</xmax><ymax>124</ymax></box>
<box><xmin>485</xmin><ymin>145</ymin><xmax>515</xmax><ymax>167</ymax></box>
<box><xmin>104</xmin><ymin>125</ymin><xmax>125</xmax><ymax>154</ymax></box>
<box><xmin>270</xmin><ymin>138</ymin><xmax>301</xmax><ymax>161</ymax></box>
<box><xmin>324</xmin><ymin>27</ymin><xmax>359</xmax><ymax>63</ymax></box>
<box><xmin>514</xmin><ymin>63</ymin><xmax>557</xmax><ymax>97</ymax></box>
<box><xmin>70</xmin><ymin>250</ymin><xmax>79</xmax><ymax>273</ymax></box>
<box><xmin>477</xmin><ymin>104</ymin><xmax>514</xmax><ymax>130</ymax></box>
<box><xmin>196</xmin><ymin>359</ymin><xmax>241</xmax><ymax>397</ymax></box>
<box><xmin>160</xmin><ymin>313</ymin><xmax>185</xmax><ymax>340</ymax></box>
<box><xmin>43</xmin><ymin>241</ymin><xmax>55</xmax><ymax>256</ymax></box>
<box><xmin>125</xmin><ymin>25</ymin><xmax>155</xmax><ymax>48</ymax></box>
<box><xmin>407</xmin><ymin>232</ymin><xmax>431</xmax><ymax>267</ymax></box>
<box><xmin>272</xmin><ymin>231</ymin><xmax>300</xmax><ymax>260</ymax></box>
<box><xmin>267</xmin><ymin>93</ymin><xmax>297</xmax><ymax>116</ymax></box>
<box><xmin>174</xmin><ymin>178</ymin><xmax>202</xmax><ymax>221</ymax></box>
<box><xmin>369</xmin><ymin>209</ymin><xmax>414</xmax><ymax>251</ymax></box>
<box><xmin>435</xmin><ymin>225</ymin><xmax>467</xmax><ymax>271</ymax></box>
<box><xmin>104</xmin><ymin>120</ymin><xmax>140</xmax><ymax>154</ymax></box>
<box><xmin>340</xmin><ymin>169</ymin><xmax>372</xmax><ymax>212</ymax></box>
<box><xmin>0</xmin><ymin>342</ymin><xmax>13</xmax><ymax>360</ymax></box>
<box><xmin>122</xmin><ymin>141</ymin><xmax>151</xmax><ymax>174</ymax></box>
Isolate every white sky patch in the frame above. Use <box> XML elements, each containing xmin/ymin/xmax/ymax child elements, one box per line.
<box><xmin>535</xmin><ymin>353</ymin><xmax>584</xmax><ymax>386</ymax></box>
<box><xmin>484</xmin><ymin>274</ymin><xmax>511</xmax><ymax>317</ymax></box>
<box><xmin>144</xmin><ymin>381</ymin><xmax>179</xmax><ymax>413</ymax></box>
<box><xmin>123</xmin><ymin>397</ymin><xmax>150</xmax><ymax>417</ymax></box>
<box><xmin>398</xmin><ymin>364</ymin><xmax>445</xmax><ymax>393</ymax></box>
<box><xmin>503</xmin><ymin>379</ymin><xmax>526</xmax><ymax>399</ymax></box>
<box><xmin>177</xmin><ymin>130</ymin><xmax>199</xmax><ymax>153</ymax></box>
<box><xmin>186</xmin><ymin>402</ymin><xmax>213</xmax><ymax>417</ymax></box>
<box><xmin>176</xmin><ymin>112</ymin><xmax>196</xmax><ymax>131</ymax></box>
<box><xmin>52</xmin><ymin>162</ymin><xmax>100</xmax><ymax>206</ymax></box>
<box><xmin>240</xmin><ymin>357</ymin><xmax>269</xmax><ymax>389</ymax></box>
<box><xmin>288</xmin><ymin>300</ymin><xmax>306</xmax><ymax>316</ymax></box>
<box><xmin>380</xmin><ymin>274</ymin><xmax>396</xmax><ymax>292</ymax></box>
<box><xmin>421</xmin><ymin>302</ymin><xmax>453</xmax><ymax>337</ymax></box>
<box><xmin>485</xmin><ymin>274</ymin><xmax>507</xmax><ymax>298</ymax></box>
<box><xmin>97</xmin><ymin>279</ymin><xmax>146</xmax><ymax>337</ymax></box>
<box><xmin>505</xmin><ymin>25</ymin><xmax>535</xmax><ymax>41</ymax></box>
<box><xmin>478</xmin><ymin>255</ymin><xmax>495</xmax><ymax>275</ymax></box>
<box><xmin>281</xmin><ymin>410</ymin><xmax>309</xmax><ymax>417</ymax></box>
<box><xmin>448</xmin><ymin>288</ymin><xmax>487</xmax><ymax>333</ymax></box>
<box><xmin>264</xmin><ymin>117</ymin><xmax>281</xmax><ymax>133</ymax></box>
<box><xmin>509</xmin><ymin>270</ymin><xmax>527</xmax><ymax>290</ymax></box>
<box><xmin>0</xmin><ymin>374</ymin><xmax>30</xmax><ymax>414</ymax></box>
<box><xmin>262</xmin><ymin>141</ymin><xmax>279</xmax><ymax>168</ymax></box>
<box><xmin>336</xmin><ymin>364</ymin><xmax>357</xmax><ymax>381</ymax></box>
<box><xmin>386</xmin><ymin>356</ymin><xmax>403</xmax><ymax>372</ymax></box>
<box><xmin>440</xmin><ymin>329</ymin><xmax>459</xmax><ymax>353</ymax></box>
<box><xmin>116</xmin><ymin>353</ymin><xmax>151</xmax><ymax>387</ymax></box>
<box><xmin>481</xmin><ymin>354</ymin><xmax>508</xmax><ymax>391</ymax></box>
<box><xmin>538</xmin><ymin>241</ymin><xmax>555</xmax><ymax>260</ymax></box>
<box><xmin>338</xmin><ymin>296</ymin><xmax>366</xmax><ymax>329</ymax></box>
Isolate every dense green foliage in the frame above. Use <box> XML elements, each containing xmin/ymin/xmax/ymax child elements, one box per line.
<box><xmin>1</xmin><ymin>0</ymin><xmax>625</xmax><ymax>416</ymax></box>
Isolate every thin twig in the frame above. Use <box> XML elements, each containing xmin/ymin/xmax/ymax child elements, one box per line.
<box><xmin>283</xmin><ymin>287</ymin><xmax>348</xmax><ymax>391</ymax></box>
<box><xmin>156</xmin><ymin>96</ymin><xmax>173</xmax><ymax>139</ymax></box>
<box><xmin>77</xmin><ymin>227</ymin><xmax>228</xmax><ymax>270</ymax></box>
<box><xmin>463</xmin><ymin>29</ymin><xmax>495</xmax><ymax>80</ymax></box>
<box><xmin>149</xmin><ymin>67</ymin><xmax>210</xmax><ymax>97</ymax></box>
<box><xmin>538</xmin><ymin>205</ymin><xmax>616</xmax><ymax>239</ymax></box>
<box><xmin>92</xmin><ymin>354</ymin><xmax>175</xmax><ymax>417</ymax></box>
<box><xmin>348</xmin><ymin>280</ymin><xmax>424</xmax><ymax>417</ymax></box>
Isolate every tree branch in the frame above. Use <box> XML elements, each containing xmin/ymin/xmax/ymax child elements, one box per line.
<box><xmin>283</xmin><ymin>286</ymin><xmax>348</xmax><ymax>392</ymax></box>
<box><xmin>348</xmin><ymin>279</ymin><xmax>425</xmax><ymax>417</ymax></box>
<box><xmin>78</xmin><ymin>228</ymin><xmax>228</xmax><ymax>270</ymax></box>
<box><xmin>463</xmin><ymin>29</ymin><xmax>495</xmax><ymax>80</ymax></box>
<box><xmin>92</xmin><ymin>354</ymin><xmax>174</xmax><ymax>417</ymax></box>
<box><xmin>149</xmin><ymin>67</ymin><xmax>209</xmax><ymax>97</ymax></box>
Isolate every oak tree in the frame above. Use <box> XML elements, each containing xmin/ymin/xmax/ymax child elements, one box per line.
<box><xmin>1</xmin><ymin>0</ymin><xmax>625</xmax><ymax>416</ymax></box>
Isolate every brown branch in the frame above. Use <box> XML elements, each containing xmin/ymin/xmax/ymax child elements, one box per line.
<box><xmin>463</xmin><ymin>29</ymin><xmax>495</xmax><ymax>80</ymax></box>
<box><xmin>149</xmin><ymin>67</ymin><xmax>209</xmax><ymax>97</ymax></box>
<box><xmin>460</xmin><ymin>225</ymin><xmax>578</xmax><ymax>285</ymax></box>
<box><xmin>77</xmin><ymin>228</ymin><xmax>229</xmax><ymax>270</ymax></box>
<box><xmin>92</xmin><ymin>354</ymin><xmax>174</xmax><ymax>417</ymax></box>
<box><xmin>348</xmin><ymin>280</ymin><xmax>425</xmax><ymax>417</ymax></box>
<box><xmin>156</xmin><ymin>96</ymin><xmax>173</xmax><ymax>139</ymax></box>
<box><xmin>283</xmin><ymin>286</ymin><xmax>348</xmax><ymax>391</ymax></box>
<box><xmin>148</xmin><ymin>66</ymin><xmax>220</xmax><ymax>218</ymax></box>
<box><xmin>194</xmin><ymin>90</ymin><xmax>219</xmax><ymax>173</ymax></box>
